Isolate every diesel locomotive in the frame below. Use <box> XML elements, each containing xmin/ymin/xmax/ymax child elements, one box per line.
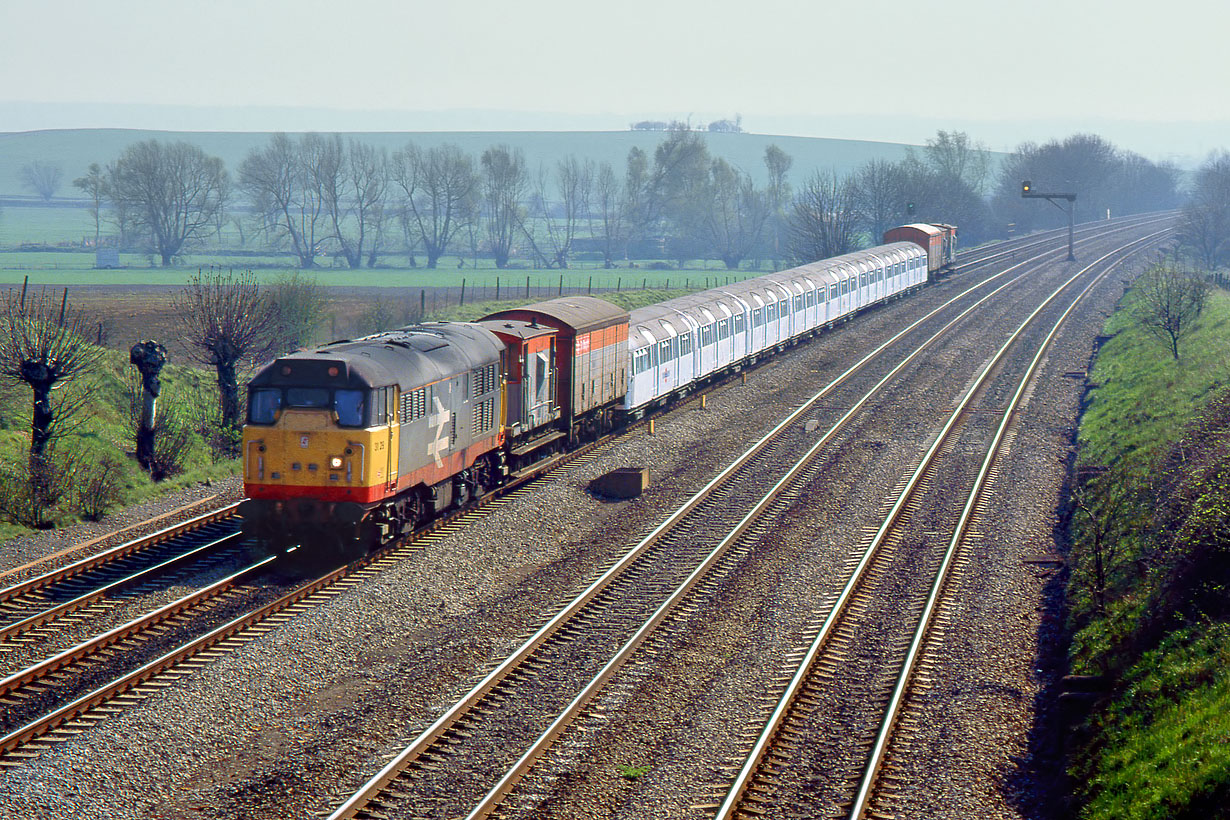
<box><xmin>239</xmin><ymin>224</ymin><xmax>954</xmax><ymax>553</ymax></box>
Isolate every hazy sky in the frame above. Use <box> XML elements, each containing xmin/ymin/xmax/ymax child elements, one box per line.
<box><xmin>2</xmin><ymin>0</ymin><xmax>1226</xmax><ymax>157</ymax></box>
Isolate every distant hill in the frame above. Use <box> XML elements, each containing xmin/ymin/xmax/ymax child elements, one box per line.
<box><xmin>0</xmin><ymin>128</ymin><xmax>928</xmax><ymax>199</ymax></box>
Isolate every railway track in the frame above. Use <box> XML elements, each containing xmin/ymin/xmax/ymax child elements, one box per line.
<box><xmin>0</xmin><ymin>215</ymin><xmax>1171</xmax><ymax>811</ymax></box>
<box><xmin>323</xmin><ymin>218</ymin><xmax>1171</xmax><ymax>820</ymax></box>
<box><xmin>711</xmin><ymin>230</ymin><xmax>1171</xmax><ymax>820</ymax></box>
<box><xmin>0</xmin><ymin>504</ymin><xmax>241</xmax><ymax>644</ymax></box>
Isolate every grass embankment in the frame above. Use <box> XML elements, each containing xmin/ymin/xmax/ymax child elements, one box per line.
<box><xmin>0</xmin><ymin>348</ymin><xmax>237</xmax><ymax>541</ymax></box>
<box><xmin>1068</xmin><ymin>283</ymin><xmax>1230</xmax><ymax>819</ymax></box>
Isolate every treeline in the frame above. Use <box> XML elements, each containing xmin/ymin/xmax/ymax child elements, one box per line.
<box><xmin>55</xmin><ymin>127</ymin><xmax>1193</xmax><ymax>271</ymax></box>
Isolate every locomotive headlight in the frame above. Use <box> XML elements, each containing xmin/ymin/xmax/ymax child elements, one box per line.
<box><xmin>329</xmin><ymin>456</ymin><xmax>343</xmax><ymax>469</ymax></box>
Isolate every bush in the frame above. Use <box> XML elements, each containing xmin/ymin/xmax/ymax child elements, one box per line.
<box><xmin>0</xmin><ymin>456</ymin><xmax>74</xmax><ymax>529</ymax></box>
<box><xmin>265</xmin><ymin>272</ymin><xmax>327</xmax><ymax>353</ymax></box>
<box><xmin>75</xmin><ymin>456</ymin><xmax>125</xmax><ymax>521</ymax></box>
<box><xmin>147</xmin><ymin>406</ymin><xmax>194</xmax><ymax>480</ymax></box>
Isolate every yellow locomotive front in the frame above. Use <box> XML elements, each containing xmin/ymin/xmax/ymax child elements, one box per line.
<box><xmin>239</xmin><ymin>323</ymin><xmax>508</xmax><ymax>553</ymax></box>
<box><xmin>240</xmin><ymin>356</ymin><xmax>399</xmax><ymax>548</ymax></box>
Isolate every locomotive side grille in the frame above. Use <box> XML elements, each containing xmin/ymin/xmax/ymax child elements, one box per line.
<box><xmin>472</xmin><ymin>397</ymin><xmax>495</xmax><ymax>434</ymax></box>
<box><xmin>401</xmin><ymin>387</ymin><xmax>427</xmax><ymax>422</ymax></box>
<box><xmin>472</xmin><ymin>363</ymin><xmax>497</xmax><ymax>396</ymax></box>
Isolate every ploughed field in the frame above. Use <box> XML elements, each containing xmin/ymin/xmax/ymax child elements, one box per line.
<box><xmin>63</xmin><ymin>285</ymin><xmax>433</xmax><ymax>354</ymax></box>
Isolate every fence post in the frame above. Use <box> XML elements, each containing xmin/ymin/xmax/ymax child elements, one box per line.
<box><xmin>19</xmin><ymin>275</ymin><xmax>28</xmax><ymax>311</ymax></box>
<box><xmin>559</xmin><ymin>274</ymin><xmax>563</xmax><ymax>296</ymax></box>
<box><xmin>526</xmin><ymin>275</ymin><xmax>530</xmax><ymax>299</ymax></box>
<box><xmin>588</xmin><ymin>276</ymin><xmax>592</xmax><ymax>295</ymax></box>
<box><xmin>495</xmin><ymin>276</ymin><xmax>499</xmax><ymax>301</ymax></box>
<box><xmin>420</xmin><ymin>289</ymin><xmax>425</xmax><ymax>317</ymax></box>
<box><xmin>617</xmin><ymin>277</ymin><xmax>621</xmax><ymax>291</ymax></box>
<box><xmin>643</xmin><ymin>278</ymin><xmax>647</xmax><ymax>290</ymax></box>
<box><xmin>461</xmin><ymin>278</ymin><xmax>466</xmax><ymax>306</ymax></box>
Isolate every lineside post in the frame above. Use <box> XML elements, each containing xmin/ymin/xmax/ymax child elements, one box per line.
<box><xmin>1022</xmin><ymin>180</ymin><xmax>1077</xmax><ymax>261</ymax></box>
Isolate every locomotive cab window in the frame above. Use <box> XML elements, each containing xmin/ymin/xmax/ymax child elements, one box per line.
<box><xmin>334</xmin><ymin>389</ymin><xmax>366</xmax><ymax>427</ymax></box>
<box><xmin>249</xmin><ymin>388</ymin><xmax>282</xmax><ymax>424</ymax></box>
<box><xmin>287</xmin><ymin>387</ymin><xmax>329</xmax><ymax>408</ymax></box>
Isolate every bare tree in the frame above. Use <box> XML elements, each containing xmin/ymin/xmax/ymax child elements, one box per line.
<box><xmin>594</xmin><ymin>162</ymin><xmax>626</xmax><ymax>268</ymax></box>
<box><xmin>481</xmin><ymin>145</ymin><xmax>528</xmax><ymax>269</ymax></box>
<box><xmin>649</xmin><ymin>124</ymin><xmax>711</xmax><ymax>246</ymax></box>
<box><xmin>788</xmin><ymin>171</ymin><xmax>861</xmax><ymax>263</ymax></box>
<box><xmin>522</xmin><ymin>156</ymin><xmax>594</xmax><ymax>269</ymax></box>
<box><xmin>174</xmin><ymin>271</ymin><xmax>276</xmax><ymax>432</ymax></box>
<box><xmin>622</xmin><ymin>146</ymin><xmax>652</xmax><ymax>251</ymax></box>
<box><xmin>1135</xmin><ymin>260</ymin><xmax>1210</xmax><ymax>360</ymax></box>
<box><xmin>320</xmin><ymin>137</ymin><xmax>388</xmax><ymax>269</ymax></box>
<box><xmin>920</xmin><ymin>130</ymin><xmax>991</xmax><ymax>194</ymax></box>
<box><xmin>390</xmin><ymin>142</ymin><xmax>478</xmax><ymax>269</ymax></box>
<box><xmin>72</xmin><ymin>163</ymin><xmax>107</xmax><ymax>247</ymax></box>
<box><xmin>20</xmin><ymin>161</ymin><xmax>63</xmax><ymax>202</ymax></box>
<box><xmin>702</xmin><ymin>158</ymin><xmax>768</xmax><ymax>270</ymax></box>
<box><xmin>763</xmin><ymin>145</ymin><xmax>793</xmax><ymax>268</ymax></box>
<box><xmin>238</xmin><ymin>133</ymin><xmax>330</xmax><ymax>268</ymax></box>
<box><xmin>1179</xmin><ymin>152</ymin><xmax>1230</xmax><ymax>271</ymax></box>
<box><xmin>107</xmin><ymin>140</ymin><xmax>228</xmax><ymax>266</ymax></box>
<box><xmin>853</xmin><ymin>158</ymin><xmax>907</xmax><ymax>241</ymax></box>
<box><xmin>0</xmin><ymin>287</ymin><xmax>103</xmax><ymax>462</ymax></box>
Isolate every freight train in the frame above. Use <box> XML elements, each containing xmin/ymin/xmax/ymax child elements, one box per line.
<box><xmin>239</xmin><ymin>224</ymin><xmax>956</xmax><ymax>553</ymax></box>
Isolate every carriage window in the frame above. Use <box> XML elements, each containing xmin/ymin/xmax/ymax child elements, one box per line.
<box><xmin>536</xmin><ymin>351</ymin><xmax>550</xmax><ymax>398</ymax></box>
<box><xmin>766</xmin><ymin>303</ymin><xmax>776</xmax><ymax>322</ymax></box>
<box><xmin>718</xmin><ymin>319</ymin><xmax>730</xmax><ymax>340</ymax></box>
<box><xmin>633</xmin><ymin>348</ymin><xmax>651</xmax><ymax>375</ymax></box>
<box><xmin>659</xmin><ymin>339</ymin><xmax>672</xmax><ymax>361</ymax></box>
<box><xmin>701</xmin><ymin>324</ymin><xmax>715</xmax><ymax>346</ymax></box>
<box><xmin>334</xmin><ymin>389</ymin><xmax>366</xmax><ymax>427</ymax></box>
<box><xmin>806</xmin><ymin>291</ymin><xmax>816</xmax><ymax>307</ymax></box>
<box><xmin>794</xmin><ymin>296</ymin><xmax>803</xmax><ymax>311</ymax></box>
<box><xmin>249</xmin><ymin>388</ymin><xmax>282</xmax><ymax>424</ymax></box>
<box><xmin>778</xmin><ymin>299</ymin><xmax>788</xmax><ymax>317</ymax></box>
<box><xmin>680</xmin><ymin>333</ymin><xmax>693</xmax><ymax>354</ymax></box>
<box><xmin>733</xmin><ymin>314</ymin><xmax>745</xmax><ymax>333</ymax></box>
<box><xmin>829</xmin><ymin>284</ymin><xmax>837</xmax><ymax>300</ymax></box>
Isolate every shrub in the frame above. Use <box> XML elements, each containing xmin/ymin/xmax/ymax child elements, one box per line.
<box><xmin>0</xmin><ymin>455</ymin><xmax>74</xmax><ymax>529</ymax></box>
<box><xmin>147</xmin><ymin>406</ymin><xmax>194</xmax><ymax>480</ymax></box>
<box><xmin>75</xmin><ymin>456</ymin><xmax>125</xmax><ymax>521</ymax></box>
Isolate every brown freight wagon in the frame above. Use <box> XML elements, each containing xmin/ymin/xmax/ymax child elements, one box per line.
<box><xmin>883</xmin><ymin>223</ymin><xmax>957</xmax><ymax>278</ymax></box>
<box><xmin>480</xmin><ymin>296</ymin><xmax>629</xmax><ymax>443</ymax></box>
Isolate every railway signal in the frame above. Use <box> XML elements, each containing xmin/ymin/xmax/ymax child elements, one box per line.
<box><xmin>1021</xmin><ymin>180</ymin><xmax>1076</xmax><ymax>261</ymax></box>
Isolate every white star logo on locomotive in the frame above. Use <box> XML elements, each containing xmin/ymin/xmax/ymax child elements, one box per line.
<box><xmin>427</xmin><ymin>396</ymin><xmax>452</xmax><ymax>467</ymax></box>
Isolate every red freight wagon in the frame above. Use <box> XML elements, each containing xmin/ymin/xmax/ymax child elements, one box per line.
<box><xmin>883</xmin><ymin>223</ymin><xmax>957</xmax><ymax>278</ymax></box>
<box><xmin>480</xmin><ymin>296</ymin><xmax>629</xmax><ymax>443</ymax></box>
